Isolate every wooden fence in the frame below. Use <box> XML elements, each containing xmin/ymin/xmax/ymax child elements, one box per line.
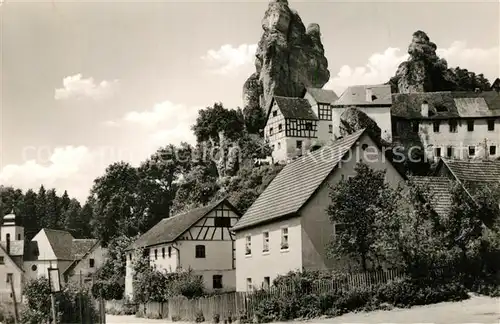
<box><xmin>108</xmin><ymin>268</ymin><xmax>406</xmax><ymax>321</ymax></box>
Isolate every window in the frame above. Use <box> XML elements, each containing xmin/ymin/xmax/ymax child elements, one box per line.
<box><xmin>272</xmin><ymin>110</ymin><xmax>277</xmax><ymax>117</ymax></box>
<box><xmin>467</xmin><ymin>120</ymin><xmax>474</xmax><ymax>132</ymax></box>
<box><xmin>305</xmin><ymin>122</ymin><xmax>313</xmax><ymax>131</ymax></box>
<box><xmin>214</xmin><ymin>217</ymin><xmax>231</xmax><ymax>228</ymax></box>
<box><xmin>280</xmin><ymin>228</ymin><xmax>289</xmax><ymax>250</ymax></box>
<box><xmin>195</xmin><ymin>245</ymin><xmax>206</xmax><ymax>258</ymax></box>
<box><xmin>0</xmin><ymin>257</ymin><xmax>4</xmax><ymax>265</ymax></box>
<box><xmin>262</xmin><ymin>232</ymin><xmax>269</xmax><ymax>252</ymax></box>
<box><xmin>269</xmin><ymin>127</ymin><xmax>273</xmax><ymax>135</ymax></box>
<box><xmin>168</xmin><ymin>247</ymin><xmax>172</xmax><ymax>258</ymax></box>
<box><xmin>263</xmin><ymin>277</ymin><xmax>270</xmax><ymax>290</ymax></box>
<box><xmin>449</xmin><ymin>120</ymin><xmax>458</xmax><ymax>133</ymax></box>
<box><xmin>272</xmin><ymin>145</ymin><xmax>275</xmax><ymax>151</ymax></box>
<box><xmin>469</xmin><ymin>146</ymin><xmax>476</xmax><ymax>157</ymax></box>
<box><xmin>129</xmin><ymin>254</ymin><xmax>132</xmax><ymax>261</ymax></box>
<box><xmin>277</xmin><ymin>142</ymin><xmax>281</xmax><ymax>149</ymax></box>
<box><xmin>490</xmin><ymin>146</ymin><xmax>497</xmax><ymax>156</ymax></box>
<box><xmin>246</xmin><ymin>278</ymin><xmax>253</xmax><ymax>291</ymax></box>
<box><xmin>318</xmin><ymin>105</ymin><xmax>332</xmax><ymax>120</ymax></box>
<box><xmin>412</xmin><ymin>121</ymin><xmax>419</xmax><ymax>132</ymax></box>
<box><xmin>433</xmin><ymin>121</ymin><xmax>440</xmax><ymax>133</ymax></box>
<box><xmin>245</xmin><ymin>236</ymin><xmax>251</xmax><ymax>255</ymax></box>
<box><xmin>154</xmin><ymin>249</ymin><xmax>158</xmax><ymax>260</ymax></box>
<box><xmin>447</xmin><ymin>146</ymin><xmax>453</xmax><ymax>158</ymax></box>
<box><xmin>435</xmin><ymin>147</ymin><xmax>441</xmax><ymax>157</ymax></box>
<box><xmin>17</xmin><ymin>234</ymin><xmax>21</xmax><ymax>240</ymax></box>
<box><xmin>6</xmin><ymin>273</ymin><xmax>12</xmax><ymax>283</ymax></box>
<box><xmin>328</xmin><ymin>125</ymin><xmax>333</xmax><ymax>133</ymax></box>
<box><xmin>89</xmin><ymin>259</ymin><xmax>95</xmax><ymax>268</ymax></box>
<box><xmin>296</xmin><ymin>140</ymin><xmax>303</xmax><ymax>150</ymax></box>
<box><xmin>213</xmin><ymin>275</ymin><xmax>223</xmax><ymax>289</ymax></box>
<box><xmin>31</xmin><ymin>265</ymin><xmax>37</xmax><ymax>271</ymax></box>
<box><xmin>488</xmin><ymin>119</ymin><xmax>495</xmax><ymax>131</ymax></box>
<box><xmin>162</xmin><ymin>247</ymin><xmax>165</xmax><ymax>259</ymax></box>
<box><xmin>278</xmin><ymin>124</ymin><xmax>282</xmax><ymax>132</ymax></box>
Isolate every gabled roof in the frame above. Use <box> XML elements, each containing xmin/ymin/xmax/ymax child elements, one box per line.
<box><xmin>269</xmin><ymin>96</ymin><xmax>318</xmax><ymax>120</ymax></box>
<box><xmin>43</xmin><ymin>229</ymin><xmax>75</xmax><ymax>260</ymax></box>
<box><xmin>305</xmin><ymin>87</ymin><xmax>339</xmax><ymax>104</ymax></box>
<box><xmin>127</xmin><ymin>198</ymin><xmax>239</xmax><ymax>250</ymax></box>
<box><xmin>233</xmin><ymin>129</ymin><xmax>367</xmax><ymax>231</ymax></box>
<box><xmin>71</xmin><ymin>239</ymin><xmax>98</xmax><ymax>260</ymax></box>
<box><xmin>333</xmin><ymin>84</ymin><xmax>392</xmax><ymax>106</ymax></box>
<box><xmin>409</xmin><ymin>176</ymin><xmax>453</xmax><ymax>217</ymax></box>
<box><xmin>437</xmin><ymin>158</ymin><xmax>500</xmax><ymax>183</ymax></box>
<box><xmin>0</xmin><ymin>244</ymin><xmax>24</xmax><ymax>273</ymax></box>
<box><xmin>391</xmin><ymin>91</ymin><xmax>500</xmax><ymax>119</ymax></box>
<box><xmin>491</xmin><ymin>78</ymin><xmax>500</xmax><ymax>91</ymax></box>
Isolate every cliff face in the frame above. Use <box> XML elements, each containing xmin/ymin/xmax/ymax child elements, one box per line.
<box><xmin>393</xmin><ymin>31</ymin><xmax>456</xmax><ymax>93</ymax></box>
<box><xmin>243</xmin><ymin>0</ymin><xmax>330</xmax><ymax>129</ymax></box>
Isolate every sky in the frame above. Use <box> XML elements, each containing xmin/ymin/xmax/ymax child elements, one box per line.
<box><xmin>1</xmin><ymin>0</ymin><xmax>499</xmax><ymax>202</ymax></box>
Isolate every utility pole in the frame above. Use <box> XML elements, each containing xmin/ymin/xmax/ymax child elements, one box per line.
<box><xmin>484</xmin><ymin>138</ymin><xmax>489</xmax><ymax>159</ymax></box>
<box><xmin>10</xmin><ymin>277</ymin><xmax>19</xmax><ymax>324</ymax></box>
<box><xmin>79</xmin><ymin>271</ymin><xmax>84</xmax><ymax>324</ymax></box>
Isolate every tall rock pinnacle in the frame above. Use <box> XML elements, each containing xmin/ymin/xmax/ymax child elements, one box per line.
<box><xmin>242</xmin><ymin>0</ymin><xmax>330</xmax><ymax>132</ymax></box>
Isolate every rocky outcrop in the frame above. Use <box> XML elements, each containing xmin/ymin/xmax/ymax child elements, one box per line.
<box><xmin>339</xmin><ymin>108</ymin><xmax>383</xmax><ymax>145</ymax></box>
<box><xmin>243</xmin><ymin>0</ymin><xmax>330</xmax><ymax>130</ymax></box>
<box><xmin>393</xmin><ymin>31</ymin><xmax>456</xmax><ymax>93</ymax></box>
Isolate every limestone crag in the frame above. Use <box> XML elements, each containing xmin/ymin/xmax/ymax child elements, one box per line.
<box><xmin>394</xmin><ymin>31</ymin><xmax>456</xmax><ymax>93</ymax></box>
<box><xmin>243</xmin><ymin>0</ymin><xmax>330</xmax><ymax>124</ymax></box>
<box><xmin>339</xmin><ymin>108</ymin><xmax>383</xmax><ymax>146</ymax></box>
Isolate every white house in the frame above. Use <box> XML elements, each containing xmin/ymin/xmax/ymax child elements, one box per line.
<box><xmin>124</xmin><ymin>199</ymin><xmax>242</xmax><ymax>300</ymax></box>
<box><xmin>332</xmin><ymin>84</ymin><xmax>393</xmax><ymax>142</ymax></box>
<box><xmin>232</xmin><ymin>129</ymin><xmax>407</xmax><ymax>292</ymax></box>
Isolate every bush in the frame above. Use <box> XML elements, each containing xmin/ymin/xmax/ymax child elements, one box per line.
<box><xmin>195</xmin><ymin>309</ymin><xmax>205</xmax><ymax>322</ymax></box>
<box><xmin>171</xmin><ymin>315</ymin><xmax>181</xmax><ymax>322</ymax></box>
<box><xmin>213</xmin><ymin>313</ymin><xmax>220</xmax><ymax>323</ymax></box>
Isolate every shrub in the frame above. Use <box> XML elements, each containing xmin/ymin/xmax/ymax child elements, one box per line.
<box><xmin>171</xmin><ymin>315</ymin><xmax>181</xmax><ymax>322</ymax></box>
<box><xmin>213</xmin><ymin>313</ymin><xmax>220</xmax><ymax>323</ymax></box>
<box><xmin>195</xmin><ymin>309</ymin><xmax>205</xmax><ymax>322</ymax></box>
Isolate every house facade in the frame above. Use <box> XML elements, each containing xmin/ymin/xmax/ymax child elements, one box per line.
<box><xmin>124</xmin><ymin>199</ymin><xmax>241</xmax><ymax>300</ymax></box>
<box><xmin>331</xmin><ymin>85</ymin><xmax>393</xmax><ymax>143</ymax></box>
<box><xmin>232</xmin><ymin>129</ymin><xmax>406</xmax><ymax>292</ymax></box>
<box><xmin>391</xmin><ymin>91</ymin><xmax>500</xmax><ymax>162</ymax></box>
<box><xmin>303</xmin><ymin>87</ymin><xmax>338</xmax><ymax>142</ymax></box>
<box><xmin>0</xmin><ymin>212</ymin><xmax>103</xmax><ymax>302</ymax></box>
<box><xmin>63</xmin><ymin>239</ymin><xmax>107</xmax><ymax>285</ymax></box>
<box><xmin>264</xmin><ymin>96</ymin><xmax>321</xmax><ymax>163</ymax></box>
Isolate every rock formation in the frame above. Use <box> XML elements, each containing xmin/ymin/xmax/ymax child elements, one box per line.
<box><xmin>339</xmin><ymin>108</ymin><xmax>383</xmax><ymax>145</ymax></box>
<box><xmin>242</xmin><ymin>0</ymin><xmax>330</xmax><ymax>130</ymax></box>
<box><xmin>392</xmin><ymin>31</ymin><xmax>456</xmax><ymax>93</ymax></box>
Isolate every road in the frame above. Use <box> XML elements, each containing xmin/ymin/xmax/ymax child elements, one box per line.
<box><xmin>106</xmin><ymin>295</ymin><xmax>500</xmax><ymax>324</ymax></box>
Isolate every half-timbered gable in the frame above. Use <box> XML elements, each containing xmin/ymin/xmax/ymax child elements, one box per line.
<box><xmin>125</xmin><ymin>199</ymin><xmax>242</xmax><ymax>298</ymax></box>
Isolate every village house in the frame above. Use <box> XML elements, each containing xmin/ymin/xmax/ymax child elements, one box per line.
<box><xmin>124</xmin><ymin>198</ymin><xmax>241</xmax><ymax>300</ymax></box>
<box><xmin>303</xmin><ymin>87</ymin><xmax>339</xmax><ymax>142</ymax></box>
<box><xmin>331</xmin><ymin>84</ymin><xmax>393</xmax><ymax>143</ymax></box>
<box><xmin>0</xmin><ymin>211</ymin><xmax>105</xmax><ymax>302</ymax></box>
<box><xmin>232</xmin><ymin>129</ymin><xmax>407</xmax><ymax>292</ymax></box>
<box><xmin>391</xmin><ymin>91</ymin><xmax>500</xmax><ymax>162</ymax></box>
<box><xmin>63</xmin><ymin>239</ymin><xmax>107</xmax><ymax>285</ymax></box>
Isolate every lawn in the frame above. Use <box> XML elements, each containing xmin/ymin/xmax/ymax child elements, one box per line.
<box><xmin>106</xmin><ymin>295</ymin><xmax>499</xmax><ymax>324</ymax></box>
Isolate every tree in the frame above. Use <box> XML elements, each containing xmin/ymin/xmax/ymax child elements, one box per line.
<box><xmin>63</xmin><ymin>199</ymin><xmax>84</xmax><ymax>238</ymax></box>
<box><xmin>58</xmin><ymin>190</ymin><xmax>71</xmax><ymax>227</ymax></box>
<box><xmin>36</xmin><ymin>185</ymin><xmax>47</xmax><ymax>229</ymax></box>
<box><xmin>374</xmin><ymin>182</ymin><xmax>448</xmax><ymax>275</ymax></box>
<box><xmin>45</xmin><ymin>189</ymin><xmax>60</xmax><ymax>229</ymax></box>
<box><xmin>326</xmin><ymin>162</ymin><xmax>388</xmax><ymax>271</ymax></box>
<box><xmin>192</xmin><ymin>103</ymin><xmax>245</xmax><ymax>143</ymax></box>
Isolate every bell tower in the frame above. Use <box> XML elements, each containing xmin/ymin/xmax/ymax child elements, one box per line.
<box><xmin>1</xmin><ymin>210</ymin><xmax>25</xmax><ymax>243</ymax></box>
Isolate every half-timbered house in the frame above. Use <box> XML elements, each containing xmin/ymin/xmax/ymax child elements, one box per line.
<box><xmin>124</xmin><ymin>199</ymin><xmax>241</xmax><ymax>299</ymax></box>
<box><xmin>303</xmin><ymin>87</ymin><xmax>338</xmax><ymax>141</ymax></box>
<box><xmin>264</xmin><ymin>96</ymin><xmax>320</xmax><ymax>162</ymax></box>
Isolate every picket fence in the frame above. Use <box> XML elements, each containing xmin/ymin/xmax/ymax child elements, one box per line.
<box><xmin>110</xmin><ymin>268</ymin><xmax>406</xmax><ymax>321</ymax></box>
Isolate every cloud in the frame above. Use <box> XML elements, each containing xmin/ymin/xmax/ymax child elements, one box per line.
<box><xmin>54</xmin><ymin>73</ymin><xmax>119</xmax><ymax>100</ymax></box>
<box><xmin>325</xmin><ymin>42</ymin><xmax>499</xmax><ymax>95</ymax></box>
<box><xmin>201</xmin><ymin>44</ymin><xmax>257</xmax><ymax>75</ymax></box>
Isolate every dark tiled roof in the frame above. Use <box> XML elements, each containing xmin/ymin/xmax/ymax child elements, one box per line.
<box><xmin>71</xmin><ymin>239</ymin><xmax>98</xmax><ymax>260</ymax></box>
<box><xmin>233</xmin><ymin>129</ymin><xmax>366</xmax><ymax>231</ymax></box>
<box><xmin>306</xmin><ymin>87</ymin><xmax>339</xmax><ymax>104</ymax></box>
<box><xmin>23</xmin><ymin>241</ymin><xmax>39</xmax><ymax>261</ymax></box>
<box><xmin>127</xmin><ymin>199</ymin><xmax>228</xmax><ymax>250</ymax></box>
<box><xmin>391</xmin><ymin>91</ymin><xmax>500</xmax><ymax>119</ymax></box>
<box><xmin>44</xmin><ymin>229</ymin><xmax>75</xmax><ymax>260</ymax></box>
<box><xmin>441</xmin><ymin>158</ymin><xmax>500</xmax><ymax>182</ymax></box>
<box><xmin>273</xmin><ymin>96</ymin><xmax>318</xmax><ymax>120</ymax></box>
<box><xmin>409</xmin><ymin>176</ymin><xmax>453</xmax><ymax>217</ymax></box>
<box><xmin>333</xmin><ymin>84</ymin><xmax>392</xmax><ymax>106</ymax></box>
<box><xmin>0</xmin><ymin>241</ymin><xmax>24</xmax><ymax>256</ymax></box>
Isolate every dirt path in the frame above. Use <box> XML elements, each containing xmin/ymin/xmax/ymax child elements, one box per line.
<box><xmin>106</xmin><ymin>295</ymin><xmax>500</xmax><ymax>324</ymax></box>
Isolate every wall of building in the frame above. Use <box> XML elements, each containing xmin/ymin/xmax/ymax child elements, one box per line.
<box><xmin>417</xmin><ymin>118</ymin><xmax>500</xmax><ymax>161</ymax></box>
<box><xmin>66</xmin><ymin>246</ymin><xmax>107</xmax><ymax>284</ymax></box>
<box><xmin>264</xmin><ymin>101</ymin><xmax>287</xmax><ymax>162</ymax></box>
<box><xmin>0</xmin><ymin>250</ymin><xmax>23</xmax><ymax>302</ymax></box>
<box><xmin>0</xmin><ymin>225</ymin><xmax>24</xmax><ymax>242</ymax></box>
<box><xmin>235</xmin><ymin>216</ymin><xmax>302</xmax><ymax>292</ymax></box>
<box><xmin>194</xmin><ymin>269</ymin><xmax>236</xmax><ymax>292</ymax></box>
<box><xmin>300</xmin><ymin>133</ymin><xmax>406</xmax><ymax>272</ymax></box>
<box><xmin>23</xmin><ymin>260</ymin><xmax>71</xmax><ymax>285</ymax></box>
<box><xmin>332</xmin><ymin>106</ymin><xmax>392</xmax><ymax>142</ymax></box>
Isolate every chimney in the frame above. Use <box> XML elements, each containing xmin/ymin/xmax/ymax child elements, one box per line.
<box><xmin>421</xmin><ymin>101</ymin><xmax>429</xmax><ymax>117</ymax></box>
<box><xmin>6</xmin><ymin>234</ymin><xmax>10</xmax><ymax>255</ymax></box>
<box><xmin>366</xmin><ymin>88</ymin><xmax>373</xmax><ymax>102</ymax></box>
